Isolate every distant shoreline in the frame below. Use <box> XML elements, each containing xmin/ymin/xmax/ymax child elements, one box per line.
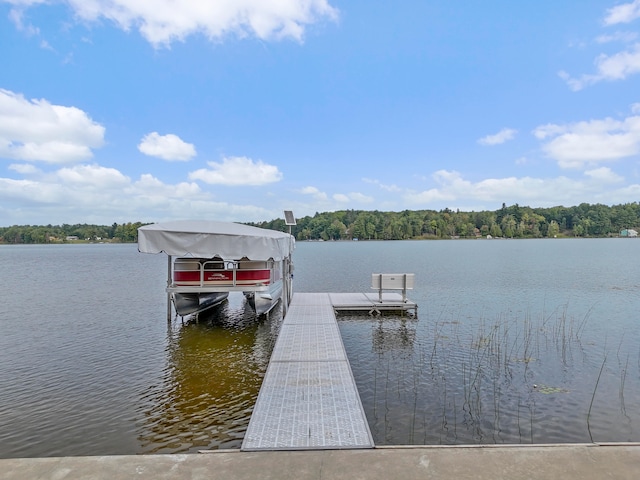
<box><xmin>3</xmin><ymin>235</ymin><xmax>636</xmax><ymax>246</ymax></box>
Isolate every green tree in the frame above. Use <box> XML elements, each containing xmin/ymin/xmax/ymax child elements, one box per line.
<box><xmin>327</xmin><ymin>220</ymin><xmax>347</xmax><ymax>240</ymax></box>
<box><xmin>501</xmin><ymin>215</ymin><xmax>516</xmax><ymax>238</ymax></box>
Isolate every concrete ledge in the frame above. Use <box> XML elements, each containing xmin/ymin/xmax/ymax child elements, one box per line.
<box><xmin>2</xmin><ymin>444</ymin><xmax>640</xmax><ymax>480</ymax></box>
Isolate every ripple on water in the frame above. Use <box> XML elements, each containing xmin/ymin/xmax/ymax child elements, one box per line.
<box><xmin>2</xmin><ymin>241</ymin><xmax>640</xmax><ymax>457</ymax></box>
<box><xmin>338</xmin><ymin>301</ymin><xmax>640</xmax><ymax>446</ymax></box>
<box><xmin>136</xmin><ymin>301</ymin><xmax>282</xmax><ymax>453</ymax></box>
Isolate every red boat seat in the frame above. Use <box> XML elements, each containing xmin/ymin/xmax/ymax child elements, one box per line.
<box><xmin>173</xmin><ymin>257</ymin><xmax>272</xmax><ymax>286</ymax></box>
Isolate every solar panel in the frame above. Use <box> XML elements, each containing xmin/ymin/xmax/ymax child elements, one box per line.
<box><xmin>284</xmin><ymin>210</ymin><xmax>296</xmax><ymax>225</ymax></box>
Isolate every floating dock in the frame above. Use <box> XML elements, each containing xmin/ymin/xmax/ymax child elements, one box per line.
<box><xmin>330</xmin><ymin>292</ymin><xmax>417</xmax><ymax>315</ymax></box>
<box><xmin>242</xmin><ymin>292</ymin><xmax>379</xmax><ymax>451</ymax></box>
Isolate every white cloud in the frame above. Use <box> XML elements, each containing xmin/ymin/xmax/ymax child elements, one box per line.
<box><xmin>40</xmin><ymin>39</ymin><xmax>54</xmax><ymax>50</ymax></box>
<box><xmin>9</xmin><ymin>0</ymin><xmax>339</xmax><ymax>47</ymax></box>
<box><xmin>126</xmin><ymin>173</ymin><xmax>203</xmax><ymax>206</ymax></box>
<box><xmin>584</xmin><ymin>167</ymin><xmax>624</xmax><ymax>183</ymax></box>
<box><xmin>478</xmin><ymin>128</ymin><xmax>517</xmax><ymax>146</ymax></box>
<box><xmin>8</xmin><ymin>6</ymin><xmax>40</xmax><ymax>36</ymax></box>
<box><xmin>0</xmin><ymin>163</ymin><xmax>280</xmax><ymax>224</ymax></box>
<box><xmin>363</xmin><ymin>177</ymin><xmax>402</xmax><ymax>192</ymax></box>
<box><xmin>349</xmin><ymin>192</ymin><xmax>374</xmax><ymax>203</ymax></box>
<box><xmin>632</xmin><ymin>102</ymin><xmax>640</xmax><ymax>114</ymax></box>
<box><xmin>533</xmin><ymin>112</ymin><xmax>640</xmax><ymax>169</ymax></box>
<box><xmin>138</xmin><ymin>132</ymin><xmax>196</xmax><ymax>161</ymax></box>
<box><xmin>560</xmin><ymin>1</ymin><xmax>640</xmax><ymax>90</ymax></box>
<box><xmin>297</xmin><ymin>186</ymin><xmax>372</xmax><ymax>206</ymax></box>
<box><xmin>299</xmin><ymin>185</ymin><xmax>328</xmax><ymax>201</ymax></box>
<box><xmin>332</xmin><ymin>192</ymin><xmax>373</xmax><ymax>203</ymax></box>
<box><xmin>593</xmin><ymin>43</ymin><xmax>640</xmax><ymax>79</ymax></box>
<box><xmin>8</xmin><ymin>163</ymin><xmax>41</xmax><ymax>175</ymax></box>
<box><xmin>0</xmin><ymin>177</ymin><xmax>66</xmax><ymax>207</ymax></box>
<box><xmin>56</xmin><ymin>163</ymin><xmax>130</xmax><ymax>188</ymax></box>
<box><xmin>189</xmin><ymin>156</ymin><xmax>282</xmax><ymax>186</ymax></box>
<box><xmin>595</xmin><ymin>31</ymin><xmax>638</xmax><ymax>44</ymax></box>
<box><xmin>404</xmin><ymin>169</ymin><xmax>637</xmax><ymax>208</ymax></box>
<box><xmin>333</xmin><ymin>193</ymin><xmax>349</xmax><ymax>202</ymax></box>
<box><xmin>604</xmin><ymin>0</ymin><xmax>640</xmax><ymax>26</ymax></box>
<box><xmin>533</xmin><ymin>123</ymin><xmax>569</xmax><ymax>140</ymax></box>
<box><xmin>0</xmin><ymin>89</ymin><xmax>105</xmax><ymax>164</ymax></box>
<box><xmin>559</xmin><ymin>43</ymin><xmax>640</xmax><ymax>90</ymax></box>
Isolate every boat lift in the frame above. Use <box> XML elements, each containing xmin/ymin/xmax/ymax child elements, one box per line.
<box><xmin>138</xmin><ymin>220</ymin><xmax>295</xmax><ymax>321</ymax></box>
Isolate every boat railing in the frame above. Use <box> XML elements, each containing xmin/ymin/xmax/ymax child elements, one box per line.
<box><xmin>171</xmin><ymin>258</ymin><xmax>277</xmax><ymax>289</ymax></box>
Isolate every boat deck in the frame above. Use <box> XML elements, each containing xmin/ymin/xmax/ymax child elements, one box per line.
<box><xmin>242</xmin><ymin>292</ymin><xmax>375</xmax><ymax>451</ymax></box>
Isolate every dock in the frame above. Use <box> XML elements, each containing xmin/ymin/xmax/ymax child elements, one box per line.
<box><xmin>327</xmin><ymin>273</ymin><xmax>418</xmax><ymax>315</ymax></box>
<box><xmin>330</xmin><ymin>292</ymin><xmax>417</xmax><ymax>315</ymax></box>
<box><xmin>242</xmin><ymin>289</ymin><xmax>417</xmax><ymax>451</ymax></box>
<box><xmin>242</xmin><ymin>292</ymin><xmax>375</xmax><ymax>450</ymax></box>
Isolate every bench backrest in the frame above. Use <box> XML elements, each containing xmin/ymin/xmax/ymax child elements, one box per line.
<box><xmin>371</xmin><ymin>273</ymin><xmax>415</xmax><ymax>290</ymax></box>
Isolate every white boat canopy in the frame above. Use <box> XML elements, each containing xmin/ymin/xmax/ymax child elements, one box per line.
<box><xmin>138</xmin><ymin>220</ymin><xmax>295</xmax><ymax>261</ymax></box>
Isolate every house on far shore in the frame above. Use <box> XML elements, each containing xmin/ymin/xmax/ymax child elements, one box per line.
<box><xmin>620</xmin><ymin>229</ymin><xmax>638</xmax><ymax>237</ymax></box>
<box><xmin>65</xmin><ymin>235</ymin><xmax>79</xmax><ymax>241</ymax></box>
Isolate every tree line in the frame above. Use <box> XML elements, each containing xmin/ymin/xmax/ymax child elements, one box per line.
<box><xmin>253</xmin><ymin>202</ymin><xmax>640</xmax><ymax>241</ymax></box>
<box><xmin>0</xmin><ymin>222</ymin><xmax>147</xmax><ymax>244</ymax></box>
<box><xmin>1</xmin><ymin>202</ymin><xmax>639</xmax><ymax>244</ymax></box>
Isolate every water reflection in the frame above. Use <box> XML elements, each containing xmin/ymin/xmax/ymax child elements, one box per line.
<box><xmin>341</xmin><ymin>306</ymin><xmax>640</xmax><ymax>446</ymax></box>
<box><xmin>136</xmin><ymin>297</ymin><xmax>282</xmax><ymax>453</ymax></box>
<box><xmin>371</xmin><ymin>317</ymin><xmax>417</xmax><ymax>353</ymax></box>
<box><xmin>3</xmin><ymin>241</ymin><xmax>638</xmax><ymax>458</ymax></box>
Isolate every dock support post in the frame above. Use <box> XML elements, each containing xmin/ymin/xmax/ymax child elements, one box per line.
<box><xmin>282</xmin><ymin>257</ymin><xmax>290</xmax><ymax>318</ymax></box>
<box><xmin>166</xmin><ymin>255</ymin><xmax>172</xmax><ymax>322</ymax></box>
<box><xmin>402</xmin><ymin>273</ymin><xmax>407</xmax><ymax>302</ymax></box>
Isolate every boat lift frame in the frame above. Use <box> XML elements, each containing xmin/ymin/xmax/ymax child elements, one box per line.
<box><xmin>164</xmin><ymin>255</ymin><xmax>293</xmax><ymax>321</ymax></box>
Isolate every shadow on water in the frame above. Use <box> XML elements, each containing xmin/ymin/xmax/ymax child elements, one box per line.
<box><xmin>136</xmin><ymin>297</ymin><xmax>283</xmax><ymax>453</ymax></box>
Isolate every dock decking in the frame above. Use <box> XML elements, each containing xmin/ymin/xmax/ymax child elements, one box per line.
<box><xmin>242</xmin><ymin>292</ymin><xmax>376</xmax><ymax>451</ymax></box>
<box><xmin>330</xmin><ymin>292</ymin><xmax>417</xmax><ymax>315</ymax></box>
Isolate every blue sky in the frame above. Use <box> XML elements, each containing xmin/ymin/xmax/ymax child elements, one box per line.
<box><xmin>1</xmin><ymin>0</ymin><xmax>640</xmax><ymax>226</ymax></box>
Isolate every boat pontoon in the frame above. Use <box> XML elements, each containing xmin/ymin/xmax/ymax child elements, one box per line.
<box><xmin>138</xmin><ymin>220</ymin><xmax>295</xmax><ymax>318</ymax></box>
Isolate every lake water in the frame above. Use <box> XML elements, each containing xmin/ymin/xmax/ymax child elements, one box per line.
<box><xmin>0</xmin><ymin>239</ymin><xmax>639</xmax><ymax>458</ymax></box>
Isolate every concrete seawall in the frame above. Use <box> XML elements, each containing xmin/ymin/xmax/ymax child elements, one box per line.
<box><xmin>2</xmin><ymin>444</ymin><xmax>639</xmax><ymax>480</ymax></box>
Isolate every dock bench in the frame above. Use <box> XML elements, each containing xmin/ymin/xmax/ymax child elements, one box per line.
<box><xmin>371</xmin><ymin>273</ymin><xmax>415</xmax><ymax>303</ymax></box>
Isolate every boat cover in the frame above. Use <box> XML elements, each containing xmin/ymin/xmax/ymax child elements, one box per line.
<box><xmin>138</xmin><ymin>220</ymin><xmax>294</xmax><ymax>260</ymax></box>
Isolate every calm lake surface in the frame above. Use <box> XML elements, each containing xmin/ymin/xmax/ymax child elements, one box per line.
<box><xmin>1</xmin><ymin>239</ymin><xmax>639</xmax><ymax>458</ymax></box>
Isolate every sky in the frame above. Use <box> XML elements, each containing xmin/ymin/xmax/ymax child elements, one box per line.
<box><xmin>1</xmin><ymin>0</ymin><xmax>640</xmax><ymax>226</ymax></box>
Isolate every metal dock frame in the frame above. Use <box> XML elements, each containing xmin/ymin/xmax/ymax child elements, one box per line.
<box><xmin>242</xmin><ymin>293</ymin><xmax>374</xmax><ymax>451</ymax></box>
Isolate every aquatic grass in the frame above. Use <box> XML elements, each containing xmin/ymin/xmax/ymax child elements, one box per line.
<box><xmin>587</xmin><ymin>352</ymin><xmax>608</xmax><ymax>443</ymax></box>
<box><xmin>620</xmin><ymin>354</ymin><xmax>629</xmax><ymax>417</ymax></box>
<box><xmin>575</xmin><ymin>305</ymin><xmax>594</xmax><ymax>340</ymax></box>
<box><xmin>357</xmin><ymin>300</ymin><xmax>634</xmax><ymax>446</ymax></box>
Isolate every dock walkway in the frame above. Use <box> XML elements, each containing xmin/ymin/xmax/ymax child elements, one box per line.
<box><xmin>242</xmin><ymin>292</ymin><xmax>374</xmax><ymax>451</ymax></box>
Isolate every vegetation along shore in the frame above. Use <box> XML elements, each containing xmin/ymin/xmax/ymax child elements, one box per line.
<box><xmin>1</xmin><ymin>202</ymin><xmax>639</xmax><ymax>244</ymax></box>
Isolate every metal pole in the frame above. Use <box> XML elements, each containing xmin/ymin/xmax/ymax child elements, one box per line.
<box><xmin>402</xmin><ymin>273</ymin><xmax>407</xmax><ymax>302</ymax></box>
<box><xmin>167</xmin><ymin>255</ymin><xmax>172</xmax><ymax>322</ymax></box>
<box><xmin>282</xmin><ymin>258</ymin><xmax>288</xmax><ymax>318</ymax></box>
